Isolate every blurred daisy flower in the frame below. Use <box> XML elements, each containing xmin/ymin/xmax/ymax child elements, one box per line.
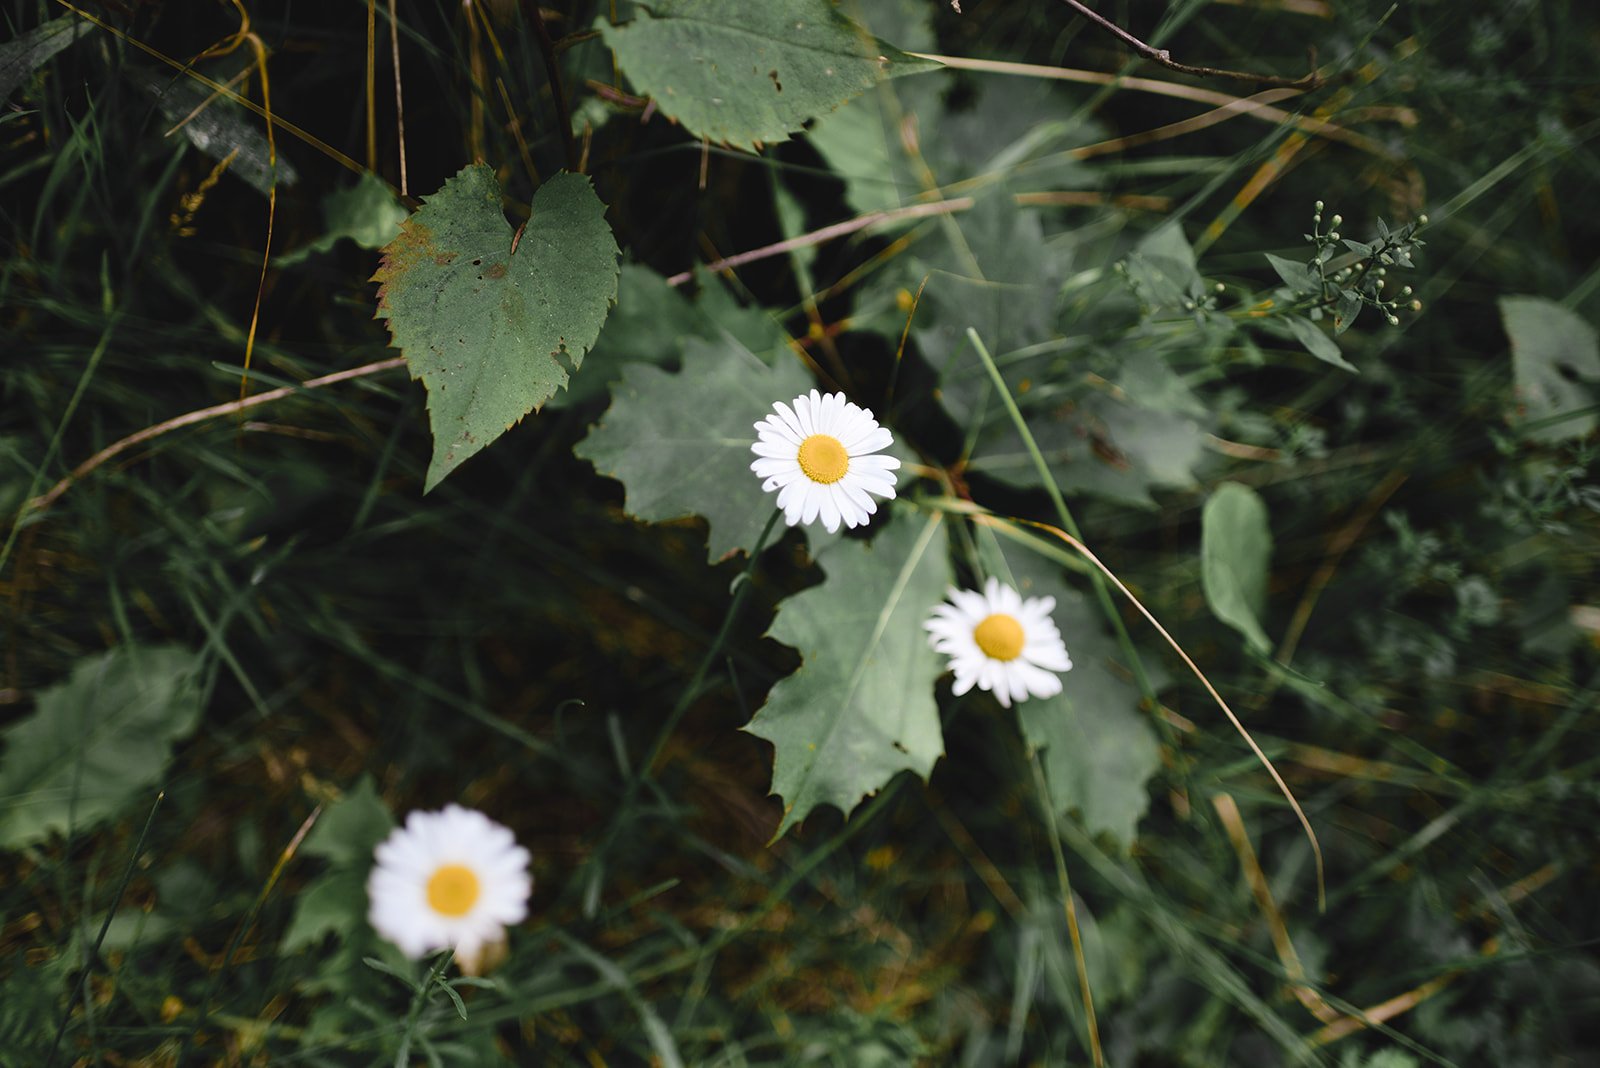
<box><xmin>367</xmin><ymin>804</ymin><xmax>531</xmax><ymax>974</ymax></box>
<box><xmin>751</xmin><ymin>389</ymin><xmax>900</xmax><ymax>534</ymax></box>
<box><xmin>925</xmin><ymin>577</ymin><xmax>1073</xmax><ymax>707</ymax></box>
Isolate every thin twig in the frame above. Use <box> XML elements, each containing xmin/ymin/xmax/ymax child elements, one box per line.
<box><xmin>24</xmin><ymin>358</ymin><xmax>406</xmax><ymax>516</ymax></box>
<box><xmin>912</xmin><ymin>55</ymin><xmax>1384</xmax><ymax>153</ymax></box>
<box><xmin>664</xmin><ymin>198</ymin><xmax>974</xmax><ymax>287</ymax></box>
<box><xmin>1055</xmin><ymin>0</ymin><xmax>1325</xmax><ymax>89</ymax></box>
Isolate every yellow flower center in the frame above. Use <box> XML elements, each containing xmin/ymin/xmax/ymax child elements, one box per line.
<box><xmin>796</xmin><ymin>434</ymin><xmax>849</xmax><ymax>484</ymax></box>
<box><xmin>973</xmin><ymin>613</ymin><xmax>1025</xmax><ymax>661</ymax></box>
<box><xmin>425</xmin><ymin>864</ymin><xmax>481</xmax><ymax>917</ymax></box>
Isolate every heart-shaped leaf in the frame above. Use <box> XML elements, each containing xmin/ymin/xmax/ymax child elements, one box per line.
<box><xmin>374</xmin><ymin>165</ymin><xmax>620</xmax><ymax>490</ymax></box>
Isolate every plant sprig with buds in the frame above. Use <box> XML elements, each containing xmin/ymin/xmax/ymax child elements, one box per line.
<box><xmin>1266</xmin><ymin>202</ymin><xmax>1429</xmax><ymax>335</ymax></box>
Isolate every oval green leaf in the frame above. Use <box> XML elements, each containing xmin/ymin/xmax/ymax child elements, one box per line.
<box><xmin>1201</xmin><ymin>482</ymin><xmax>1273</xmax><ymax>654</ymax></box>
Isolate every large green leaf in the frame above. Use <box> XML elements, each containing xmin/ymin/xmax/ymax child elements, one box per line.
<box><xmin>0</xmin><ymin>645</ymin><xmax>204</xmax><ymax>850</ymax></box>
<box><xmin>279</xmin><ymin>171</ymin><xmax>406</xmax><ymax>265</ymax></box>
<box><xmin>1201</xmin><ymin>482</ymin><xmax>1273</xmax><ymax>653</ymax></box>
<box><xmin>599</xmin><ymin>0</ymin><xmax>938</xmax><ymax>152</ymax></box>
<box><xmin>574</xmin><ymin>334</ymin><xmax>811</xmax><ymax>563</ymax></box>
<box><xmin>1500</xmin><ymin>295</ymin><xmax>1600</xmax><ymax>442</ymax></box>
<box><xmin>991</xmin><ymin>548</ymin><xmax>1161</xmax><ymax>851</ymax></box>
<box><xmin>374</xmin><ymin>165</ymin><xmax>620</xmax><ymax>490</ymax></box>
<box><xmin>555</xmin><ymin>264</ymin><xmax>792</xmax><ymax>408</ymax></box>
<box><xmin>745</xmin><ymin>510</ymin><xmax>952</xmax><ymax>835</ymax></box>
<box><xmin>283</xmin><ymin>776</ymin><xmax>393</xmax><ymax>953</ymax></box>
<box><xmin>969</xmin><ymin>352</ymin><xmax>1209</xmax><ymax>509</ymax></box>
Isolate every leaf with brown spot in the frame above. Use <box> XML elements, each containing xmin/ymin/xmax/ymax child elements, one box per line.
<box><xmin>373</xmin><ymin>165</ymin><xmax>620</xmax><ymax>490</ymax></box>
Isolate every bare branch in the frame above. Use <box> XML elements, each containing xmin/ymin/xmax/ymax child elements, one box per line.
<box><xmin>1056</xmin><ymin>0</ymin><xmax>1326</xmax><ymax>90</ymax></box>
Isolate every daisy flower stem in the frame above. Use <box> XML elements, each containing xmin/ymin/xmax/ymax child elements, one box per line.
<box><xmin>1028</xmin><ymin>753</ymin><xmax>1105</xmax><ymax>1068</ymax></box>
<box><xmin>963</xmin><ymin>329</ymin><xmax>1163</xmax><ymax>710</ymax></box>
<box><xmin>990</xmin><ymin>512</ymin><xmax>1327</xmax><ymax>911</ymax></box>
<box><xmin>394</xmin><ymin>950</ymin><xmax>454</xmax><ymax>1068</ymax></box>
<box><xmin>643</xmin><ymin>509</ymin><xmax>784</xmax><ymax>779</ymax></box>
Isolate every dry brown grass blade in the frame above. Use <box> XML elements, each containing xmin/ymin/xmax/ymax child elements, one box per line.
<box><xmin>389</xmin><ymin>0</ymin><xmax>408</xmax><ymax>195</ymax></box>
<box><xmin>23</xmin><ymin>358</ymin><xmax>407</xmax><ymax>516</ymax></box>
<box><xmin>663</xmin><ymin>198</ymin><xmax>975</xmax><ymax>287</ymax></box>
<box><xmin>978</xmin><ymin>513</ymin><xmax>1328</xmax><ymax>910</ymax></box>
<box><xmin>910</xmin><ymin>53</ymin><xmax>1398</xmax><ymax>155</ymax></box>
<box><xmin>1213</xmin><ymin>792</ymin><xmax>1339</xmax><ymax>1023</ymax></box>
<box><xmin>366</xmin><ymin>0</ymin><xmax>378</xmax><ymax>171</ymax></box>
<box><xmin>53</xmin><ymin>0</ymin><xmax>367</xmax><ymax>178</ymax></box>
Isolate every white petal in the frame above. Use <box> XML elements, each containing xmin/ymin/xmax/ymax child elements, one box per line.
<box><xmin>1015</xmin><ymin>660</ymin><xmax>1064</xmax><ymax>700</ymax></box>
<box><xmin>773</xmin><ymin>401</ymin><xmax>805</xmax><ymax>441</ymax></box>
<box><xmin>800</xmin><ymin>481</ymin><xmax>824</xmax><ymax>526</ymax></box>
<box><xmin>848</xmin><ymin>453</ymin><xmax>901</xmax><ymax>472</ymax></box>
<box><xmin>752</xmin><ymin>457</ymin><xmax>795</xmax><ymax>478</ymax></box>
<box><xmin>844</xmin><ymin>426</ymin><xmax>894</xmax><ymax>454</ymax></box>
<box><xmin>818</xmin><ymin>391</ymin><xmax>842</xmax><ymax>433</ymax></box>
<box><xmin>818</xmin><ymin>488</ymin><xmax>842</xmax><ymax>533</ymax></box>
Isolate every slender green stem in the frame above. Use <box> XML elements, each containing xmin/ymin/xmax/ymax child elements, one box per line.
<box><xmin>394</xmin><ymin>951</ymin><xmax>454</xmax><ymax>1068</ymax></box>
<box><xmin>47</xmin><ymin>792</ymin><xmax>165</xmax><ymax>1068</ymax></box>
<box><xmin>1028</xmin><ymin>753</ymin><xmax>1104</xmax><ymax>1067</ymax></box>
<box><xmin>643</xmin><ymin>509</ymin><xmax>783</xmax><ymax>778</ymax></box>
<box><xmin>963</xmin><ymin>329</ymin><xmax>1172</xmax><ymax>745</ymax></box>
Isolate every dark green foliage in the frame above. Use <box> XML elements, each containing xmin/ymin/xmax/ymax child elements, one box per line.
<box><xmin>2</xmin><ymin>0</ymin><xmax>1598</xmax><ymax>1064</ymax></box>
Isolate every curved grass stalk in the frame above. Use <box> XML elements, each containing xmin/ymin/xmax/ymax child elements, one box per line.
<box><xmin>21</xmin><ymin>357</ymin><xmax>407</xmax><ymax>517</ymax></box>
<box><xmin>963</xmin><ymin>328</ymin><xmax>1325</xmax><ymax>909</ymax></box>
<box><xmin>1029</xmin><ymin>752</ymin><xmax>1104</xmax><ymax>1066</ymax></box>
<box><xmin>984</xmin><ymin>510</ymin><xmax>1327</xmax><ymax>910</ymax></box>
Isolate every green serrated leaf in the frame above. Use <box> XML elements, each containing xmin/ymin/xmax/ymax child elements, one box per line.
<box><xmin>1</xmin><ymin>16</ymin><xmax>89</xmax><ymax>102</ymax></box>
<box><xmin>599</xmin><ymin>0</ymin><xmax>939</xmax><ymax>151</ymax></box>
<box><xmin>746</xmin><ymin>511</ymin><xmax>952</xmax><ymax>834</ymax></box>
<box><xmin>285</xmin><ymin>777</ymin><xmax>393</xmax><ymax>953</ymax></box>
<box><xmin>282</xmin><ymin>868</ymin><xmax>367</xmax><ymax>953</ymax></box>
<box><xmin>1501</xmin><ymin>295</ymin><xmax>1600</xmax><ymax>442</ymax></box>
<box><xmin>374</xmin><ymin>165</ymin><xmax>620</xmax><ymax>490</ymax></box>
<box><xmin>1265</xmin><ymin>253</ymin><xmax>1318</xmax><ymax>296</ymax></box>
<box><xmin>997</xmin><ymin>553</ymin><xmax>1160</xmax><ymax>851</ymax></box>
<box><xmin>0</xmin><ymin>645</ymin><xmax>203</xmax><ymax>850</ymax></box>
<box><xmin>1285</xmin><ymin>314</ymin><xmax>1357</xmax><ymax>372</ymax></box>
<box><xmin>1201</xmin><ymin>482</ymin><xmax>1273</xmax><ymax>653</ymax></box>
<box><xmin>279</xmin><ymin>171</ymin><xmax>406</xmax><ymax>265</ymax></box>
<box><xmin>574</xmin><ymin>334</ymin><xmax>811</xmax><ymax>563</ymax></box>
<box><xmin>303</xmin><ymin>775</ymin><xmax>394</xmax><ymax>865</ymax></box>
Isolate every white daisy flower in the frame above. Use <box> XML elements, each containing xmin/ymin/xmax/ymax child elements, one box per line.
<box><xmin>367</xmin><ymin>804</ymin><xmax>531</xmax><ymax>974</ymax></box>
<box><xmin>750</xmin><ymin>389</ymin><xmax>901</xmax><ymax>534</ymax></box>
<box><xmin>925</xmin><ymin>577</ymin><xmax>1073</xmax><ymax>708</ymax></box>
